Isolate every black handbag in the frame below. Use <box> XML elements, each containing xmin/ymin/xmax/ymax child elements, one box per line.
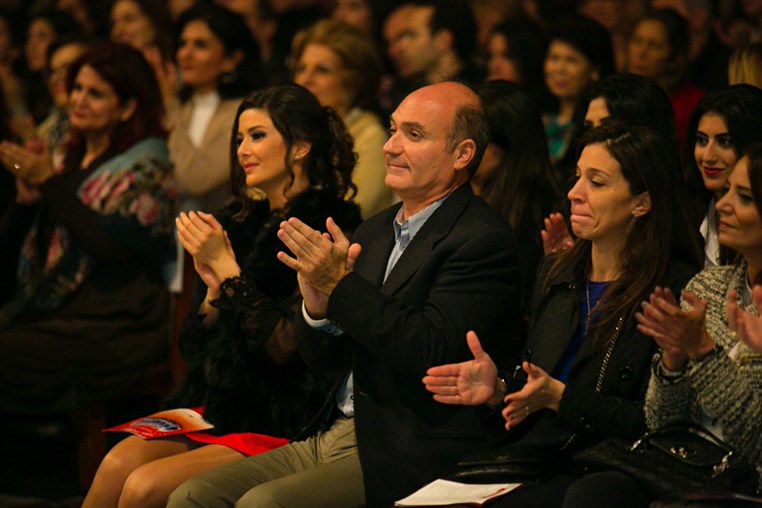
<box><xmin>454</xmin><ymin>431</ymin><xmax>573</xmax><ymax>483</ymax></box>
<box><xmin>573</xmin><ymin>422</ymin><xmax>759</xmax><ymax>499</ymax></box>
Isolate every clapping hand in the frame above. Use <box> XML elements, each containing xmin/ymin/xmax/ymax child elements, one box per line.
<box><xmin>176</xmin><ymin>211</ymin><xmax>238</xmax><ymax>290</ymax></box>
<box><xmin>727</xmin><ymin>286</ymin><xmax>762</xmax><ymax>354</ymax></box>
<box><xmin>422</xmin><ymin>331</ymin><xmax>500</xmax><ymax>406</ymax></box>
<box><xmin>635</xmin><ymin>286</ymin><xmax>714</xmax><ymax>370</ymax></box>
<box><xmin>277</xmin><ymin>217</ymin><xmax>358</xmax><ymax>319</ymax></box>
<box><xmin>0</xmin><ymin>138</ymin><xmax>55</xmax><ymax>185</ymax></box>
<box><xmin>541</xmin><ymin>212</ymin><xmax>573</xmax><ymax>255</ymax></box>
<box><xmin>502</xmin><ymin>362</ymin><xmax>565</xmax><ymax>430</ymax></box>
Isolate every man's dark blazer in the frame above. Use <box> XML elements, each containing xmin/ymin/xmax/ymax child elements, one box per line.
<box><xmin>295</xmin><ymin>185</ymin><xmax>523</xmax><ymax>507</ymax></box>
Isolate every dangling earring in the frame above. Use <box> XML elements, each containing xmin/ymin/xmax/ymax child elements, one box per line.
<box><xmin>221</xmin><ymin>66</ymin><xmax>239</xmax><ymax>84</ymax></box>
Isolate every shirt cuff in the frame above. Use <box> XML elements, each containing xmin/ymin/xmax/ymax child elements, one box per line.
<box><xmin>301</xmin><ymin>301</ymin><xmax>343</xmax><ymax>336</ymax></box>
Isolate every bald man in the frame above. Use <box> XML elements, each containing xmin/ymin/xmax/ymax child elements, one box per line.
<box><xmin>167</xmin><ymin>82</ymin><xmax>522</xmax><ymax>508</ymax></box>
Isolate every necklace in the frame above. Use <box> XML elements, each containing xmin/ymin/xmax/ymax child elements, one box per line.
<box><xmin>584</xmin><ymin>279</ymin><xmax>593</xmax><ymax>336</ymax></box>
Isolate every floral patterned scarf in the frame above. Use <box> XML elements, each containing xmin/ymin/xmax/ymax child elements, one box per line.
<box><xmin>0</xmin><ymin>137</ymin><xmax>176</xmax><ymax>326</ymax></box>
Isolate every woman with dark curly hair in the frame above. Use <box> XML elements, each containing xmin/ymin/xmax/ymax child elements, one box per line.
<box><xmin>82</xmin><ymin>83</ymin><xmax>362</xmax><ymax>508</ymax></box>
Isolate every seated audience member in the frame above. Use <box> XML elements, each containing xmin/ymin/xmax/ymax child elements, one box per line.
<box><xmin>484</xmin><ymin>16</ymin><xmax>547</xmax><ymax>98</ymax></box>
<box><xmin>0</xmin><ymin>42</ymin><xmax>176</xmax><ymax>414</ymax></box>
<box><xmin>166</xmin><ymin>3</ymin><xmax>264</xmax><ymax>213</ymax></box>
<box><xmin>110</xmin><ymin>0</ymin><xmax>173</xmax><ymax>61</ymax></box>
<box><xmin>81</xmin><ymin>83</ymin><xmax>361</xmax><ymax>508</ymax></box>
<box><xmin>166</xmin><ymin>81</ymin><xmax>522</xmax><ymax>508</ymax></box>
<box><xmin>682</xmin><ymin>85</ymin><xmax>762</xmax><ymax>267</ymax></box>
<box><xmin>54</xmin><ymin>0</ymin><xmax>105</xmax><ymax>37</ymax></box>
<box><xmin>474</xmin><ymin>80</ymin><xmax>562</xmax><ymax>307</ymax></box>
<box><xmin>565</xmin><ymin>141</ymin><xmax>762</xmax><ymax>508</ymax></box>
<box><xmin>575</xmin><ymin>73</ymin><xmax>677</xmax><ymax>141</ymax></box>
<box><xmin>548</xmin><ymin>83</ymin><xmax>762</xmax><ymax>263</ymax></box>
<box><xmin>625</xmin><ymin>8</ymin><xmax>705</xmax><ymax>150</ymax></box>
<box><xmin>652</xmin><ymin>0</ymin><xmax>732</xmax><ymax>93</ymax></box>
<box><xmin>541</xmin><ymin>15</ymin><xmax>614</xmax><ymax>164</ymax></box>
<box><xmin>553</xmin><ymin>72</ymin><xmax>678</xmax><ymax>186</ymax></box>
<box><xmin>291</xmin><ymin>18</ymin><xmax>393</xmax><ymax>219</ymax></box>
<box><xmin>0</xmin><ymin>9</ymin><xmax>31</xmax><ymax>141</ymax></box>
<box><xmin>728</xmin><ymin>42</ymin><xmax>762</xmax><ymax>89</ymax></box>
<box><xmin>37</xmin><ymin>35</ymin><xmax>88</xmax><ymax>157</ymax></box>
<box><xmin>381</xmin><ymin>0</ymin><xmax>480</xmax><ymax>113</ymax></box>
<box><xmin>577</xmin><ymin>0</ymin><xmax>643</xmax><ymax>71</ymax></box>
<box><xmin>331</xmin><ymin>0</ymin><xmax>393</xmax><ymax>47</ymax></box>
<box><xmin>22</xmin><ymin>9</ymin><xmax>80</xmax><ymax>126</ymax></box>
<box><xmin>423</xmin><ymin>123</ymin><xmax>702</xmax><ymax>507</ymax></box>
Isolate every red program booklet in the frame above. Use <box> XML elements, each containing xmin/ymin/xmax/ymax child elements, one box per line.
<box><xmin>103</xmin><ymin>408</ymin><xmax>214</xmax><ymax>439</ymax></box>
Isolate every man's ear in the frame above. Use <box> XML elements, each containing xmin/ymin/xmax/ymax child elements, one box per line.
<box><xmin>632</xmin><ymin>191</ymin><xmax>651</xmax><ymax>217</ymax></box>
<box><xmin>119</xmin><ymin>98</ymin><xmax>137</xmax><ymax>122</ymax></box>
<box><xmin>452</xmin><ymin>138</ymin><xmax>476</xmax><ymax>172</ymax></box>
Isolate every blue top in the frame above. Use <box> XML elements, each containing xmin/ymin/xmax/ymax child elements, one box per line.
<box><xmin>552</xmin><ymin>279</ymin><xmax>610</xmax><ymax>382</ymax></box>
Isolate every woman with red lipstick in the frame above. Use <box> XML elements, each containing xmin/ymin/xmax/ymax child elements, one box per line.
<box><xmin>683</xmin><ymin>84</ymin><xmax>762</xmax><ymax>267</ymax></box>
<box><xmin>166</xmin><ymin>3</ymin><xmax>264</xmax><ymax>213</ymax></box>
<box><xmin>423</xmin><ymin>123</ymin><xmax>701</xmax><ymax>506</ymax></box>
<box><xmin>563</xmin><ymin>146</ymin><xmax>762</xmax><ymax>508</ymax></box>
<box><xmin>82</xmin><ymin>84</ymin><xmax>361</xmax><ymax>508</ymax></box>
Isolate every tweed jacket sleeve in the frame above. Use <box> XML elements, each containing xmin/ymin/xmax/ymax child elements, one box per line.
<box><xmin>645</xmin><ymin>263</ymin><xmax>762</xmax><ymax>464</ymax></box>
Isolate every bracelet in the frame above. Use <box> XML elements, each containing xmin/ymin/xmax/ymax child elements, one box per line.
<box><xmin>652</xmin><ymin>352</ymin><xmax>687</xmax><ymax>383</ymax></box>
<box><xmin>688</xmin><ymin>344</ymin><xmax>723</xmax><ymax>369</ymax></box>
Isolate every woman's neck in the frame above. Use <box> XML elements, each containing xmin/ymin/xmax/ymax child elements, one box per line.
<box><xmin>266</xmin><ymin>175</ymin><xmax>309</xmax><ymax>211</ymax></box>
<box><xmin>81</xmin><ymin>133</ymin><xmax>111</xmax><ymax>168</ymax></box>
<box><xmin>745</xmin><ymin>254</ymin><xmax>762</xmax><ymax>287</ymax></box>
<box><xmin>590</xmin><ymin>240</ymin><xmax>624</xmax><ymax>282</ymax></box>
<box><xmin>557</xmin><ymin>97</ymin><xmax>578</xmax><ymax>124</ymax></box>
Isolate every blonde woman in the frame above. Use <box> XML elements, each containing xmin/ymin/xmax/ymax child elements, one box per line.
<box><xmin>291</xmin><ymin>18</ymin><xmax>394</xmax><ymax>218</ymax></box>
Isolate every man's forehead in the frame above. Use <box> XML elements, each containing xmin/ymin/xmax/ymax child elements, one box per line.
<box><xmin>391</xmin><ymin>92</ymin><xmax>453</xmax><ymax>129</ymax></box>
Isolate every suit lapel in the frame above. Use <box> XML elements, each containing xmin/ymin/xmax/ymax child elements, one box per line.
<box><xmin>381</xmin><ymin>186</ymin><xmax>471</xmax><ymax>295</ymax></box>
<box><xmin>359</xmin><ymin>224</ymin><xmax>395</xmax><ymax>288</ymax></box>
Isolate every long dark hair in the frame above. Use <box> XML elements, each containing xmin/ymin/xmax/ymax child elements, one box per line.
<box><xmin>683</xmin><ymin>84</ymin><xmax>762</xmax><ymax>228</ymax></box>
<box><xmin>557</xmin><ymin>73</ymin><xmax>677</xmax><ymax>186</ymax></box>
<box><xmin>230</xmin><ymin>84</ymin><xmax>357</xmax><ymax>217</ymax></box>
<box><xmin>475</xmin><ymin>80</ymin><xmax>561</xmax><ymax>236</ymax></box>
<box><xmin>548</xmin><ymin>123</ymin><xmax>701</xmax><ymax>347</ymax></box>
<box><xmin>64</xmin><ymin>42</ymin><xmax>167</xmax><ymax>163</ymax></box>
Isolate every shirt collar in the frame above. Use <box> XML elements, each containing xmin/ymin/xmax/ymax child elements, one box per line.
<box><xmin>393</xmin><ymin>195</ymin><xmax>447</xmax><ymax>248</ymax></box>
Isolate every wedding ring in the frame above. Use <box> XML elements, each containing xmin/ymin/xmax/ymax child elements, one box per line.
<box><xmin>13</xmin><ymin>162</ymin><xmax>21</xmax><ymax>171</ymax></box>
<box><xmin>525</xmin><ymin>406</ymin><xmax>529</xmax><ymax>416</ymax></box>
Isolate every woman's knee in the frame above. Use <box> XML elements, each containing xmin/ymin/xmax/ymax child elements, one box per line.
<box><xmin>119</xmin><ymin>464</ymin><xmax>169</xmax><ymax>508</ymax></box>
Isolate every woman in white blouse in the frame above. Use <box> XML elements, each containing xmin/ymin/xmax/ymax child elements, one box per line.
<box><xmin>165</xmin><ymin>3</ymin><xmax>265</xmax><ymax>212</ymax></box>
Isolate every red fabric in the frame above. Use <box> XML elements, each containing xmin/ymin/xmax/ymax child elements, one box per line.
<box><xmin>185</xmin><ymin>406</ymin><xmax>290</xmax><ymax>456</ymax></box>
<box><xmin>186</xmin><ymin>431</ymin><xmax>290</xmax><ymax>456</ymax></box>
<box><xmin>670</xmin><ymin>82</ymin><xmax>705</xmax><ymax>153</ymax></box>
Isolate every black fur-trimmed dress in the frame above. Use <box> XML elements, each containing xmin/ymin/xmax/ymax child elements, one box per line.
<box><xmin>163</xmin><ymin>188</ymin><xmax>361</xmax><ymax>454</ymax></box>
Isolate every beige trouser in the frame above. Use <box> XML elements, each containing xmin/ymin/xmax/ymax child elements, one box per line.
<box><xmin>166</xmin><ymin>417</ymin><xmax>365</xmax><ymax>508</ymax></box>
